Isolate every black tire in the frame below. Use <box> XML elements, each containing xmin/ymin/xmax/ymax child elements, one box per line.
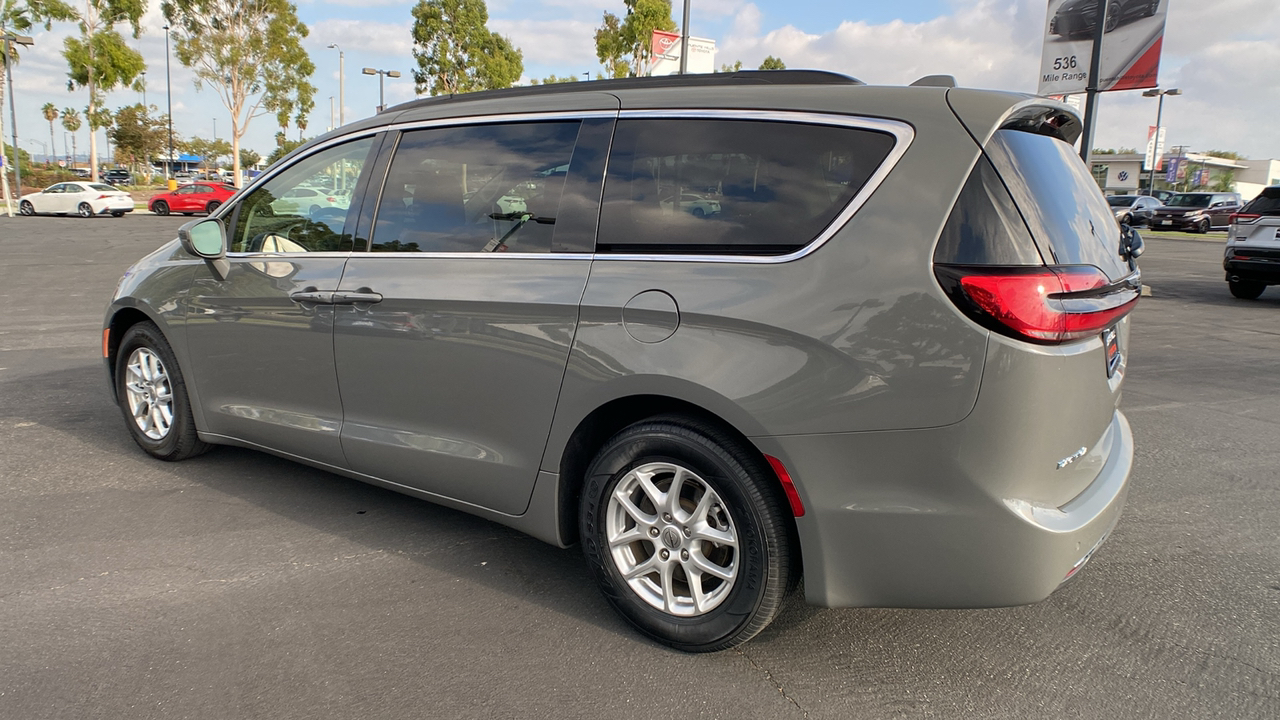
<box><xmin>1119</xmin><ymin>213</ymin><xmax>1132</xmax><ymax>226</ymax></box>
<box><xmin>580</xmin><ymin>417</ymin><xmax>794</xmax><ymax>652</ymax></box>
<box><xmin>309</xmin><ymin>204</ymin><xmax>321</xmax><ymax>215</ymax></box>
<box><xmin>206</xmin><ymin>200</ymin><xmax>221</xmax><ymax>214</ymax></box>
<box><xmin>78</xmin><ymin>202</ymin><xmax>94</xmax><ymax>218</ymax></box>
<box><xmin>19</xmin><ymin>200</ymin><xmax>34</xmax><ymax>216</ymax></box>
<box><xmin>152</xmin><ymin>200</ymin><xmax>169</xmax><ymax>216</ymax></box>
<box><xmin>114</xmin><ymin>321</ymin><xmax>212</xmax><ymax>461</ymax></box>
<box><xmin>1146</xmin><ymin>0</ymin><xmax>1159</xmax><ymax>17</ymax></box>
<box><xmin>1229</xmin><ymin>279</ymin><xmax>1266</xmax><ymax>300</ymax></box>
<box><xmin>1197</xmin><ymin>218</ymin><xmax>1210</xmax><ymax>234</ymax></box>
<box><xmin>692</xmin><ymin>207</ymin><xmax>705</xmax><ymax>218</ymax></box>
<box><xmin>1105</xmin><ymin>2</ymin><xmax>1120</xmax><ymax>31</ymax></box>
<box><xmin>111</xmin><ymin>211</ymin><xmax>125</xmax><ymax>218</ymax></box>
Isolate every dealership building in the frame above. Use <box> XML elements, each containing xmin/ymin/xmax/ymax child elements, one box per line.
<box><xmin>1090</xmin><ymin>152</ymin><xmax>1277</xmax><ymax>200</ymax></box>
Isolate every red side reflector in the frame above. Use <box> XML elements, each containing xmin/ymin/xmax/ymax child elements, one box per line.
<box><xmin>764</xmin><ymin>454</ymin><xmax>805</xmax><ymax>518</ymax></box>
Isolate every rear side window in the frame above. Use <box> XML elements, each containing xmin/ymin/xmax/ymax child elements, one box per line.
<box><xmin>933</xmin><ymin>156</ymin><xmax>1043</xmax><ymax>266</ymax></box>
<box><xmin>370</xmin><ymin>122</ymin><xmax>579</xmax><ymax>253</ymax></box>
<box><xmin>597</xmin><ymin>119</ymin><xmax>895</xmax><ymax>255</ymax></box>
<box><xmin>1241</xmin><ymin>187</ymin><xmax>1280</xmax><ymax>216</ymax></box>
<box><xmin>984</xmin><ymin>129</ymin><xmax>1131</xmax><ymax>281</ymax></box>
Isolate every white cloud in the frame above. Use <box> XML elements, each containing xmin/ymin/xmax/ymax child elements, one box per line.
<box><xmin>489</xmin><ymin>17</ymin><xmax>601</xmax><ymax>70</ymax></box>
<box><xmin>307</xmin><ymin>19</ymin><xmax>415</xmax><ymax>59</ymax></box>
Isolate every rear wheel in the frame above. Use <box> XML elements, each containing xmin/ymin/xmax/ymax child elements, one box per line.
<box><xmin>114</xmin><ymin>322</ymin><xmax>211</xmax><ymax>461</ymax></box>
<box><xmin>152</xmin><ymin>200</ymin><xmax>169</xmax><ymax>216</ymax></box>
<box><xmin>206</xmin><ymin>200</ymin><xmax>221</xmax><ymax>214</ymax></box>
<box><xmin>1146</xmin><ymin>0</ymin><xmax>1160</xmax><ymax>17</ymax></box>
<box><xmin>580</xmin><ymin>417</ymin><xmax>794</xmax><ymax>652</ymax></box>
<box><xmin>78</xmin><ymin>202</ymin><xmax>94</xmax><ymax>218</ymax></box>
<box><xmin>1229</xmin><ymin>279</ymin><xmax>1266</xmax><ymax>300</ymax></box>
<box><xmin>1105</xmin><ymin>2</ymin><xmax>1120</xmax><ymax>31</ymax></box>
<box><xmin>19</xmin><ymin>200</ymin><xmax>34</xmax><ymax>216</ymax></box>
<box><xmin>111</xmin><ymin>211</ymin><xmax>125</xmax><ymax>218</ymax></box>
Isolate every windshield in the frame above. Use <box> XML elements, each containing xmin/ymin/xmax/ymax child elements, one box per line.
<box><xmin>1107</xmin><ymin>196</ymin><xmax>1137</xmax><ymax>207</ymax></box>
<box><xmin>1167</xmin><ymin>194</ymin><xmax>1211</xmax><ymax>208</ymax></box>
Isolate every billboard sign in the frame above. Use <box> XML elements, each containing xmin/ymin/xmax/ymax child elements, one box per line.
<box><xmin>1143</xmin><ymin>125</ymin><xmax>1166</xmax><ymax>172</ymax></box>
<box><xmin>650</xmin><ymin>30</ymin><xmax>716</xmax><ymax>76</ymax></box>
<box><xmin>1037</xmin><ymin>0</ymin><xmax>1168</xmax><ymax>96</ymax></box>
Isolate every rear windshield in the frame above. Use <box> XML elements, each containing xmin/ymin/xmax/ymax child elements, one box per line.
<box><xmin>984</xmin><ymin>129</ymin><xmax>1131</xmax><ymax>281</ymax></box>
<box><xmin>1166</xmin><ymin>193</ymin><xmax>1211</xmax><ymax>208</ymax></box>
<box><xmin>1241</xmin><ymin>188</ymin><xmax>1280</xmax><ymax>216</ymax></box>
<box><xmin>1107</xmin><ymin>196</ymin><xmax>1138</xmax><ymax>207</ymax></box>
<box><xmin>89</xmin><ymin>183</ymin><xmax>117</xmax><ymax>192</ymax></box>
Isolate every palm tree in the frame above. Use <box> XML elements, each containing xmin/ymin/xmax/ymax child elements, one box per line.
<box><xmin>41</xmin><ymin>102</ymin><xmax>57</xmax><ymax>167</ymax></box>
<box><xmin>61</xmin><ymin>107</ymin><xmax>80</xmax><ymax>168</ymax></box>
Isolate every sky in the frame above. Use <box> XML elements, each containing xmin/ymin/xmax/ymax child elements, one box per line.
<box><xmin>5</xmin><ymin>0</ymin><xmax>1279</xmax><ymax>167</ymax></box>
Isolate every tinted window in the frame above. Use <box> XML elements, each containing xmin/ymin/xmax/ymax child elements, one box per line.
<box><xmin>934</xmin><ymin>156</ymin><xmax>1043</xmax><ymax>266</ymax></box>
<box><xmin>597</xmin><ymin>119</ymin><xmax>895</xmax><ymax>254</ymax></box>
<box><xmin>1241</xmin><ymin>188</ymin><xmax>1280</xmax><ymax>216</ymax></box>
<box><xmin>985</xmin><ymin>129</ymin><xmax>1131</xmax><ymax>281</ymax></box>
<box><xmin>1166</xmin><ymin>193</ymin><xmax>1211</xmax><ymax>208</ymax></box>
<box><xmin>370</xmin><ymin>122</ymin><xmax>580</xmax><ymax>253</ymax></box>
<box><xmin>229</xmin><ymin>136</ymin><xmax>374</xmax><ymax>253</ymax></box>
<box><xmin>1107</xmin><ymin>196</ymin><xmax>1137</xmax><ymax>207</ymax></box>
<box><xmin>88</xmin><ymin>183</ymin><xmax>116</xmax><ymax>192</ymax></box>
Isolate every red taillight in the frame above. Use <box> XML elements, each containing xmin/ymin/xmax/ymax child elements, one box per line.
<box><xmin>1229</xmin><ymin>213</ymin><xmax>1260</xmax><ymax>225</ymax></box>
<box><xmin>97</xmin><ymin>194</ymin><xmax>111</xmax><ymax>200</ymax></box>
<box><xmin>326</xmin><ymin>197</ymin><xmax>336</xmax><ymax>203</ymax></box>
<box><xmin>940</xmin><ymin>265</ymin><xmax>1139</xmax><ymax>344</ymax></box>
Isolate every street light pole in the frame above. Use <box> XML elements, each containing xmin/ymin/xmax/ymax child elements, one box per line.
<box><xmin>164</xmin><ymin>24</ymin><xmax>175</xmax><ymax>189</ymax></box>
<box><xmin>3</xmin><ymin>33</ymin><xmax>35</xmax><ymax>215</ymax></box>
<box><xmin>362</xmin><ymin>67</ymin><xmax>401</xmax><ymax>114</ymax></box>
<box><xmin>1142</xmin><ymin>88</ymin><xmax>1180</xmax><ymax>195</ymax></box>
<box><xmin>1077</xmin><ymin>1</ymin><xmax>1110</xmax><ymax>164</ymax></box>
<box><xmin>679</xmin><ymin>0</ymin><xmax>691</xmax><ymax>75</ymax></box>
<box><xmin>328</xmin><ymin>44</ymin><xmax>344</xmax><ymax>126</ymax></box>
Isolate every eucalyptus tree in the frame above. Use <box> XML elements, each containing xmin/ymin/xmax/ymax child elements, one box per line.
<box><xmin>411</xmin><ymin>0</ymin><xmax>522</xmax><ymax>96</ymax></box>
<box><xmin>162</xmin><ymin>0</ymin><xmax>316</xmax><ymax>187</ymax></box>
<box><xmin>62</xmin><ymin>0</ymin><xmax>147</xmax><ymax>181</ymax></box>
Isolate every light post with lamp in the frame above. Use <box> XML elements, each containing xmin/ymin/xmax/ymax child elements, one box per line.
<box><xmin>1</xmin><ymin>33</ymin><xmax>35</xmax><ymax>217</ymax></box>
<box><xmin>1142</xmin><ymin>88</ymin><xmax>1180</xmax><ymax>196</ymax></box>
<box><xmin>164</xmin><ymin>24</ymin><xmax>176</xmax><ymax>190</ymax></box>
<box><xmin>328</xmin><ymin>44</ymin><xmax>344</xmax><ymax>127</ymax></box>
<box><xmin>362</xmin><ymin>67</ymin><xmax>401</xmax><ymax>114</ymax></box>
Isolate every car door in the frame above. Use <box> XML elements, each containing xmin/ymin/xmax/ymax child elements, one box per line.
<box><xmin>31</xmin><ymin>184</ymin><xmax>60</xmax><ymax>213</ymax></box>
<box><xmin>62</xmin><ymin>183</ymin><xmax>89</xmax><ymax>213</ymax></box>
<box><xmin>169</xmin><ymin>185</ymin><xmax>196</xmax><ymax>212</ymax></box>
<box><xmin>182</xmin><ymin>134</ymin><xmax>384</xmax><ymax>467</ymax></box>
<box><xmin>331</xmin><ymin>115</ymin><xmax>614</xmax><ymax>514</ymax></box>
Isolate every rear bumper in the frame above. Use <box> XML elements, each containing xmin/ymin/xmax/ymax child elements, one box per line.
<box><xmin>1225</xmin><ymin>253</ymin><xmax>1280</xmax><ymax>284</ymax></box>
<box><xmin>754</xmin><ymin>410</ymin><xmax>1133</xmax><ymax>608</ymax></box>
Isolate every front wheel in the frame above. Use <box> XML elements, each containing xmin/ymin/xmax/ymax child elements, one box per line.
<box><xmin>1197</xmin><ymin>218</ymin><xmax>1210</xmax><ymax>234</ymax></box>
<box><xmin>114</xmin><ymin>322</ymin><xmax>211</xmax><ymax>461</ymax></box>
<box><xmin>1105</xmin><ymin>2</ymin><xmax>1121</xmax><ymax>31</ymax></box>
<box><xmin>152</xmin><ymin>200</ymin><xmax>169</xmax><ymax>216</ymax></box>
<box><xmin>19</xmin><ymin>200</ymin><xmax>34</xmax><ymax>216</ymax></box>
<box><xmin>580</xmin><ymin>417</ymin><xmax>794</xmax><ymax>652</ymax></box>
<box><xmin>78</xmin><ymin>202</ymin><xmax>94</xmax><ymax>218</ymax></box>
<box><xmin>1229</xmin><ymin>279</ymin><xmax>1266</xmax><ymax>300</ymax></box>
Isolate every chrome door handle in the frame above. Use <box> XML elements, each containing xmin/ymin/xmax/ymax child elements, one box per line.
<box><xmin>289</xmin><ymin>290</ymin><xmax>335</xmax><ymax>304</ymax></box>
<box><xmin>332</xmin><ymin>291</ymin><xmax>383</xmax><ymax>305</ymax></box>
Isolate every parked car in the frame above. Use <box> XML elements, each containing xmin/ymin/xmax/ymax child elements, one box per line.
<box><xmin>1223</xmin><ymin>186</ymin><xmax>1280</xmax><ymax>299</ymax></box>
<box><xmin>661</xmin><ymin>192</ymin><xmax>722</xmax><ymax>217</ymax></box>
<box><xmin>1107</xmin><ymin>194</ymin><xmax>1161</xmax><ymax>226</ymax></box>
<box><xmin>19</xmin><ymin>181</ymin><xmax>133</xmax><ymax>217</ymax></box>
<box><xmin>1049</xmin><ymin>0</ymin><xmax>1162</xmax><ymax>37</ymax></box>
<box><xmin>103</xmin><ymin>169</ymin><xmax>133</xmax><ymax>186</ymax></box>
<box><xmin>149</xmin><ymin>182</ymin><xmax>237</xmax><ymax>216</ymax></box>
<box><xmin>1150</xmin><ymin>192</ymin><xmax>1243</xmax><ymax>233</ymax></box>
<box><xmin>268</xmin><ymin>185</ymin><xmax>350</xmax><ymax>217</ymax></box>
<box><xmin>103</xmin><ymin>71</ymin><xmax>1139</xmax><ymax>652</ymax></box>
<box><xmin>70</xmin><ymin>167</ymin><xmax>91</xmax><ymax>179</ymax></box>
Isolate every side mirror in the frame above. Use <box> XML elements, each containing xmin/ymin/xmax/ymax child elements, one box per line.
<box><xmin>178</xmin><ymin>218</ymin><xmax>231</xmax><ymax>280</ymax></box>
<box><xmin>1121</xmin><ymin>224</ymin><xmax>1145</xmax><ymax>262</ymax></box>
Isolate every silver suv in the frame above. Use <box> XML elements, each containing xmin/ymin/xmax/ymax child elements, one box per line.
<box><xmin>1225</xmin><ymin>186</ymin><xmax>1280</xmax><ymax>299</ymax></box>
<box><xmin>103</xmin><ymin>71</ymin><xmax>1140</xmax><ymax>651</ymax></box>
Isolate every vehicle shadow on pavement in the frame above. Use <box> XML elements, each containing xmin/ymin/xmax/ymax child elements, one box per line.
<box><xmin>19</xmin><ymin>360</ymin><xmax>638</xmax><ymax>642</ymax></box>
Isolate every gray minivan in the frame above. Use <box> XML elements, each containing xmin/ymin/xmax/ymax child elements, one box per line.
<box><xmin>104</xmin><ymin>71</ymin><xmax>1140</xmax><ymax>651</ymax></box>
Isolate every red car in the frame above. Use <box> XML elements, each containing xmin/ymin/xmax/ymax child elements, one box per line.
<box><xmin>148</xmin><ymin>182</ymin><xmax>237</xmax><ymax>216</ymax></box>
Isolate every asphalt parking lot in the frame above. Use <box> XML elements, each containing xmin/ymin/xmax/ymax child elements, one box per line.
<box><xmin>1</xmin><ymin>214</ymin><xmax>1276</xmax><ymax>719</ymax></box>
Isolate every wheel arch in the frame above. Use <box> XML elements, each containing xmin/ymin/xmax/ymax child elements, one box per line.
<box><xmin>552</xmin><ymin>393</ymin><xmax>801</xmax><ymax>578</ymax></box>
<box><xmin>104</xmin><ymin>303</ymin><xmax>166</xmax><ymax>401</ymax></box>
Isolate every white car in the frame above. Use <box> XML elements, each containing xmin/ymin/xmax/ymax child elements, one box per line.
<box><xmin>660</xmin><ymin>192</ymin><xmax>722</xmax><ymax>218</ymax></box>
<box><xmin>18</xmin><ymin>182</ymin><xmax>134</xmax><ymax>218</ymax></box>
<box><xmin>1224</xmin><ymin>186</ymin><xmax>1280</xmax><ymax>299</ymax></box>
<box><xmin>269</xmin><ymin>186</ymin><xmax>350</xmax><ymax>216</ymax></box>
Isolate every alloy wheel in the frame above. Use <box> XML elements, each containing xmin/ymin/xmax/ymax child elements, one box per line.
<box><xmin>78</xmin><ymin>202</ymin><xmax>93</xmax><ymax>218</ymax></box>
<box><xmin>605</xmin><ymin>461</ymin><xmax>738</xmax><ymax>616</ymax></box>
<box><xmin>19</xmin><ymin>200</ymin><xmax>34</xmax><ymax>216</ymax></box>
<box><xmin>124</xmin><ymin>347</ymin><xmax>175</xmax><ymax>441</ymax></box>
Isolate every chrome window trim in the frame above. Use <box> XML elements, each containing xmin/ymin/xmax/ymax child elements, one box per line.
<box><xmin>594</xmin><ymin>109</ymin><xmax>915</xmax><ymax>264</ymax></box>
<box><xmin>230</xmin><ymin>109</ymin><xmax>912</xmax><ymax>265</ymax></box>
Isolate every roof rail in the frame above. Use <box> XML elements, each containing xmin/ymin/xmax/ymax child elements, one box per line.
<box><xmin>384</xmin><ymin>70</ymin><xmax>864</xmax><ymax>114</ymax></box>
